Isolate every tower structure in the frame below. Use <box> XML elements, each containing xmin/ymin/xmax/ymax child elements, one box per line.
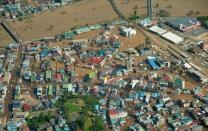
<box><xmin>147</xmin><ymin>0</ymin><xmax>153</xmax><ymax>19</ymax></box>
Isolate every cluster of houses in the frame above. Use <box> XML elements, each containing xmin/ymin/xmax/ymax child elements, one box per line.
<box><xmin>95</xmin><ymin>71</ymin><xmax>208</xmax><ymax>130</ymax></box>
<box><xmin>1</xmin><ymin>17</ymin><xmax>208</xmax><ymax>131</ymax></box>
<box><xmin>0</xmin><ymin>0</ymin><xmax>75</xmax><ymax>19</ymax></box>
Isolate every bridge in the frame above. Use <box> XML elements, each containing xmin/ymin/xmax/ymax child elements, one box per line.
<box><xmin>0</xmin><ymin>19</ymin><xmax>24</xmax><ymax>46</ymax></box>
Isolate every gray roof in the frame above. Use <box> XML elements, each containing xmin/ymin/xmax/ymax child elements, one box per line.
<box><xmin>166</xmin><ymin>17</ymin><xmax>199</xmax><ymax>28</ymax></box>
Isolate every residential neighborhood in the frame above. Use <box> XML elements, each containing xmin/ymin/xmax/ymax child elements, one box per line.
<box><xmin>0</xmin><ymin>0</ymin><xmax>207</xmax><ymax>131</ymax></box>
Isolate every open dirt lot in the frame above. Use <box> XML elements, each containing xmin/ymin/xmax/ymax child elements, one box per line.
<box><xmin>8</xmin><ymin>0</ymin><xmax>118</xmax><ymax>41</ymax></box>
<box><xmin>115</xmin><ymin>0</ymin><xmax>208</xmax><ymax>17</ymax></box>
<box><xmin>0</xmin><ymin>26</ymin><xmax>14</xmax><ymax>47</ymax></box>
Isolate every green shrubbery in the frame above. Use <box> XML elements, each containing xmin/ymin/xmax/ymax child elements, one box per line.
<box><xmin>197</xmin><ymin>16</ymin><xmax>208</xmax><ymax>29</ymax></box>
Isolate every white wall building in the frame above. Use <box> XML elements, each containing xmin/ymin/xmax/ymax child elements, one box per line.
<box><xmin>120</xmin><ymin>27</ymin><xmax>136</xmax><ymax>37</ymax></box>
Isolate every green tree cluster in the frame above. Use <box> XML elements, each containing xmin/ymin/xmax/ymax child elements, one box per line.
<box><xmin>26</xmin><ymin>112</ymin><xmax>55</xmax><ymax>130</ymax></box>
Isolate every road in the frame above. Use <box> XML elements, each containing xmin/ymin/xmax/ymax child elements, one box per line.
<box><xmin>108</xmin><ymin>0</ymin><xmax>126</xmax><ymax>19</ymax></box>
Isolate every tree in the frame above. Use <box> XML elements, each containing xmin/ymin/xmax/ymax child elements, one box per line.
<box><xmin>76</xmin><ymin>116</ymin><xmax>85</xmax><ymax>129</ymax></box>
<box><xmin>167</xmin><ymin>5</ymin><xmax>172</xmax><ymax>9</ymax></box>
<box><xmin>155</xmin><ymin>3</ymin><xmax>159</xmax><ymax>8</ymax></box>
<box><xmin>132</xmin><ymin>5</ymin><xmax>138</xmax><ymax>16</ymax></box>
<box><xmin>186</xmin><ymin>10</ymin><xmax>195</xmax><ymax>16</ymax></box>
<box><xmin>145</xmin><ymin>37</ymin><xmax>151</xmax><ymax>45</ymax></box>
<box><xmin>157</xmin><ymin>9</ymin><xmax>170</xmax><ymax>17</ymax></box>
<box><xmin>195</xmin><ymin>11</ymin><xmax>200</xmax><ymax>15</ymax></box>
<box><xmin>91</xmin><ymin>116</ymin><xmax>105</xmax><ymax>131</ymax></box>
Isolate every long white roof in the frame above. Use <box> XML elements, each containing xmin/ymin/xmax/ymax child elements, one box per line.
<box><xmin>149</xmin><ymin>26</ymin><xmax>166</xmax><ymax>35</ymax></box>
<box><xmin>161</xmin><ymin>32</ymin><xmax>184</xmax><ymax>44</ymax></box>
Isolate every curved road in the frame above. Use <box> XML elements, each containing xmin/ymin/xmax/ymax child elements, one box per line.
<box><xmin>108</xmin><ymin>0</ymin><xmax>126</xmax><ymax>19</ymax></box>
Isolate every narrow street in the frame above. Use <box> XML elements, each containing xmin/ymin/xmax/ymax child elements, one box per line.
<box><xmin>0</xmin><ymin>19</ymin><xmax>24</xmax><ymax>125</ymax></box>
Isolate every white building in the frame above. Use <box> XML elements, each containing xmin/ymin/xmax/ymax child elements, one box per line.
<box><xmin>120</xmin><ymin>27</ymin><xmax>136</xmax><ymax>37</ymax></box>
<box><xmin>161</xmin><ymin>32</ymin><xmax>184</xmax><ymax>44</ymax></box>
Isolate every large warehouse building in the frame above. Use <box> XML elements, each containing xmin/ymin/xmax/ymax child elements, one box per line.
<box><xmin>165</xmin><ymin>17</ymin><xmax>201</xmax><ymax>32</ymax></box>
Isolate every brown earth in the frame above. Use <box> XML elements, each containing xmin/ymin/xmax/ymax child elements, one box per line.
<box><xmin>8</xmin><ymin>0</ymin><xmax>118</xmax><ymax>41</ymax></box>
<box><xmin>8</xmin><ymin>0</ymin><xmax>208</xmax><ymax>42</ymax></box>
<box><xmin>0</xmin><ymin>26</ymin><xmax>14</xmax><ymax>47</ymax></box>
<box><xmin>116</xmin><ymin>0</ymin><xmax>208</xmax><ymax>17</ymax></box>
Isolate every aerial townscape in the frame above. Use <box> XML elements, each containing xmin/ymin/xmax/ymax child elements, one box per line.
<box><xmin>0</xmin><ymin>0</ymin><xmax>208</xmax><ymax>131</ymax></box>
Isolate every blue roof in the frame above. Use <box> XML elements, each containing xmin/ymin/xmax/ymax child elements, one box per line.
<box><xmin>13</xmin><ymin>101</ymin><xmax>21</xmax><ymax>108</ymax></box>
<box><xmin>138</xmin><ymin>91</ymin><xmax>146</xmax><ymax>98</ymax></box>
<box><xmin>152</xmin><ymin>92</ymin><xmax>160</xmax><ymax>98</ymax></box>
<box><xmin>147</xmin><ymin>57</ymin><xmax>160</xmax><ymax>70</ymax></box>
<box><xmin>40</xmin><ymin>50</ymin><xmax>49</xmax><ymax>57</ymax></box>
<box><xmin>7</xmin><ymin>121</ymin><xmax>17</xmax><ymax>131</ymax></box>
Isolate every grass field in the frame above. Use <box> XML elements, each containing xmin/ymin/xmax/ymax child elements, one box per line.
<box><xmin>0</xmin><ymin>26</ymin><xmax>14</xmax><ymax>47</ymax></box>
<box><xmin>64</xmin><ymin>101</ymin><xmax>83</xmax><ymax>113</ymax></box>
<box><xmin>8</xmin><ymin>0</ymin><xmax>118</xmax><ymax>41</ymax></box>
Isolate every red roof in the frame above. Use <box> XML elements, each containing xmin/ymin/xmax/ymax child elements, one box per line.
<box><xmin>23</xmin><ymin>104</ymin><xmax>32</xmax><ymax>111</ymax></box>
<box><xmin>203</xmin><ymin>43</ymin><xmax>208</xmax><ymax>50</ymax></box>
<box><xmin>162</xmin><ymin>75</ymin><xmax>171</xmax><ymax>81</ymax></box>
<box><xmin>53</xmin><ymin>74</ymin><xmax>62</xmax><ymax>80</ymax></box>
<box><xmin>109</xmin><ymin>110</ymin><xmax>118</xmax><ymax>116</ymax></box>
<box><xmin>90</xmin><ymin>57</ymin><xmax>104</xmax><ymax>64</ymax></box>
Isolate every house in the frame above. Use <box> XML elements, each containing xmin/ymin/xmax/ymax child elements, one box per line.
<box><xmin>179</xmin><ymin>100</ymin><xmax>190</xmax><ymax>108</ymax></box>
<box><xmin>192</xmin><ymin>87</ymin><xmax>202</xmax><ymax>95</ymax></box>
<box><xmin>165</xmin><ymin>17</ymin><xmax>201</xmax><ymax>32</ymax></box>
<box><xmin>181</xmin><ymin>117</ymin><xmax>193</xmax><ymax>125</ymax></box>
<box><xmin>187</xmin><ymin>68</ymin><xmax>208</xmax><ymax>83</ymax></box>
<box><xmin>3</xmin><ymin>72</ymin><xmax>11</xmax><ymax>84</ymax></box>
<box><xmin>13</xmin><ymin>112</ymin><xmax>28</xmax><ymax>119</ymax></box>
<box><xmin>22</xmin><ymin>59</ymin><xmax>30</xmax><ymax>68</ymax></box>
<box><xmin>36</xmin><ymin>87</ymin><xmax>42</xmax><ymax>97</ymax></box>
<box><xmin>46</xmin><ymin>70</ymin><xmax>52</xmax><ymax>82</ymax></box>
<box><xmin>137</xmin><ymin>18</ymin><xmax>155</xmax><ymax>27</ymax></box>
<box><xmin>202</xmin><ymin>42</ymin><xmax>208</xmax><ymax>51</ymax></box>
<box><xmin>90</xmin><ymin>57</ymin><xmax>106</xmax><ymax>67</ymax></box>
<box><xmin>7</xmin><ymin>121</ymin><xmax>17</xmax><ymax>131</ymax></box>
<box><xmin>30</xmin><ymin>72</ymin><xmax>36</xmax><ymax>83</ymax></box>
<box><xmin>147</xmin><ymin>56</ymin><xmax>160</xmax><ymax>70</ymax></box>
<box><xmin>192</xmin><ymin>125</ymin><xmax>203</xmax><ymax>131</ymax></box>
<box><xmin>174</xmin><ymin>77</ymin><xmax>185</xmax><ymax>89</ymax></box>
<box><xmin>74</xmin><ymin>27</ymin><xmax>91</xmax><ymax>34</ymax></box>
<box><xmin>119</xmin><ymin>26</ymin><xmax>136</xmax><ymax>37</ymax></box>
<box><xmin>12</xmin><ymin>100</ymin><xmax>21</xmax><ymax>112</ymax></box>
<box><xmin>62</xmin><ymin>84</ymin><xmax>73</xmax><ymax>92</ymax></box>
<box><xmin>0</xmin><ymin>99</ymin><xmax>4</xmax><ymax>113</ymax></box>
<box><xmin>14</xmin><ymin>85</ymin><xmax>20</xmax><ymax>99</ymax></box>
<box><xmin>89</xmin><ymin>24</ymin><xmax>102</xmax><ymax>30</ymax></box>
<box><xmin>0</xmin><ymin>85</ymin><xmax>7</xmax><ymax>98</ymax></box>
<box><xmin>130</xmin><ymin>80</ymin><xmax>139</xmax><ymax>89</ymax></box>
<box><xmin>63</xmin><ymin>31</ymin><xmax>75</xmax><ymax>39</ymax></box>
<box><xmin>23</xmin><ymin>104</ymin><xmax>32</xmax><ymax>112</ymax></box>
<box><xmin>155</xmin><ymin>114</ymin><xmax>165</xmax><ymax>126</ymax></box>
<box><xmin>48</xmin><ymin>84</ymin><xmax>55</xmax><ymax>96</ymax></box>
<box><xmin>109</xmin><ymin>110</ymin><xmax>128</xmax><ymax>120</ymax></box>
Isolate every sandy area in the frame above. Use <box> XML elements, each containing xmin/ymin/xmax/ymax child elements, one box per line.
<box><xmin>9</xmin><ymin>0</ymin><xmax>118</xmax><ymax>41</ymax></box>
<box><xmin>0</xmin><ymin>26</ymin><xmax>14</xmax><ymax>47</ymax></box>
<box><xmin>115</xmin><ymin>0</ymin><xmax>208</xmax><ymax>17</ymax></box>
